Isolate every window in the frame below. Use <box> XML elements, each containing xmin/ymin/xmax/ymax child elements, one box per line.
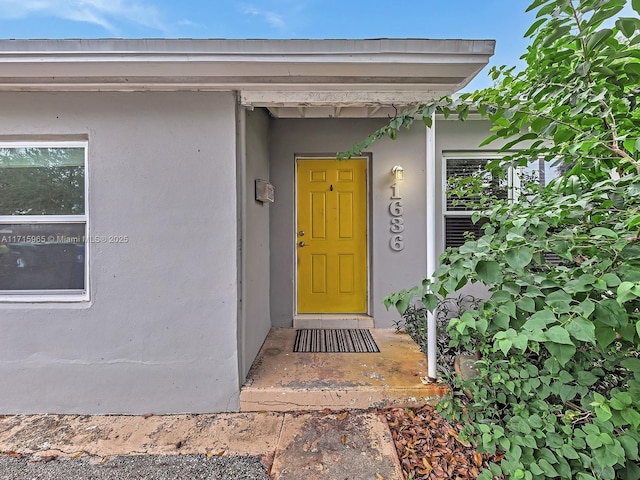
<box><xmin>443</xmin><ymin>154</ymin><xmax>561</xmax><ymax>249</ymax></box>
<box><xmin>443</xmin><ymin>155</ymin><xmax>512</xmax><ymax>249</ymax></box>
<box><xmin>0</xmin><ymin>143</ymin><xmax>87</xmax><ymax>300</ymax></box>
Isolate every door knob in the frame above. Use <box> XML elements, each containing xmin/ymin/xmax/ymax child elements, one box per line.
<box><xmin>298</xmin><ymin>241</ymin><xmax>306</xmax><ymax>247</ymax></box>
<box><xmin>299</xmin><ymin>230</ymin><xmax>305</xmax><ymax>236</ymax></box>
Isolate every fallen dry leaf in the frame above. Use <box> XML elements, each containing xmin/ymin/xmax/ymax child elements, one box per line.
<box><xmin>336</xmin><ymin>411</ymin><xmax>349</xmax><ymax>421</ymax></box>
<box><xmin>341</xmin><ymin>435</ymin><xmax>347</xmax><ymax>445</ymax></box>
<box><xmin>380</xmin><ymin>404</ymin><xmax>498</xmax><ymax>480</ymax></box>
<box><xmin>71</xmin><ymin>451</ymin><xmax>84</xmax><ymax>459</ymax></box>
<box><xmin>143</xmin><ymin>413</ymin><xmax>153</xmax><ymax>419</ymax></box>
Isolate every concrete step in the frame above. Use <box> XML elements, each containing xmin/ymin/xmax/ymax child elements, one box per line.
<box><xmin>240</xmin><ymin>329</ymin><xmax>447</xmax><ymax>412</ymax></box>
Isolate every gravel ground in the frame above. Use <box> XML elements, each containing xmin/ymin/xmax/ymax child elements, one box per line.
<box><xmin>0</xmin><ymin>454</ymin><xmax>269</xmax><ymax>480</ymax></box>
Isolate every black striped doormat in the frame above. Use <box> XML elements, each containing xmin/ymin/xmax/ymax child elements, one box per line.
<box><xmin>293</xmin><ymin>329</ymin><xmax>380</xmax><ymax>353</ymax></box>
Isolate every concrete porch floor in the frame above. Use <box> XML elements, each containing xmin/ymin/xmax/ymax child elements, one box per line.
<box><xmin>240</xmin><ymin>329</ymin><xmax>447</xmax><ymax>412</ymax></box>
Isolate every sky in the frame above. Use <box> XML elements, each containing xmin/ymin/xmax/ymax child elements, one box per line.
<box><xmin>0</xmin><ymin>0</ymin><xmax>635</xmax><ymax>90</ymax></box>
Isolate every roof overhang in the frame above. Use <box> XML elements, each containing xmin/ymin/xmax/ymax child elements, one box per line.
<box><xmin>0</xmin><ymin>38</ymin><xmax>495</xmax><ymax>118</ymax></box>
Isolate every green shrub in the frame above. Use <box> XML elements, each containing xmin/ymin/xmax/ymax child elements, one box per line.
<box><xmin>377</xmin><ymin>1</ymin><xmax>640</xmax><ymax>478</ymax></box>
<box><xmin>393</xmin><ymin>296</ymin><xmax>480</xmax><ymax>375</ymax></box>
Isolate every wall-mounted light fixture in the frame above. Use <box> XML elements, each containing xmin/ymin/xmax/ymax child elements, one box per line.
<box><xmin>391</xmin><ymin>165</ymin><xmax>404</xmax><ymax>181</ymax></box>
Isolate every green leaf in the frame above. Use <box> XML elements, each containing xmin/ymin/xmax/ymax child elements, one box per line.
<box><xmin>561</xmin><ymin>443</ymin><xmax>580</xmax><ymax>460</ymax></box>
<box><xmin>576</xmin><ymin>61</ymin><xmax>591</xmax><ymax>77</ymax></box>
<box><xmin>538</xmin><ymin>447</ymin><xmax>558</xmax><ymax>465</ymax></box>
<box><xmin>505</xmin><ymin>246</ymin><xmax>533</xmax><ymax>270</ymax></box>
<box><xmin>595</xmin><ymin>326</ymin><xmax>617</xmax><ymax>349</ymax></box>
<box><xmin>616</xmin><ymin>17</ymin><xmax>639</xmax><ymax>38</ymax></box>
<box><xmin>634</xmin><ymin>0</ymin><xmax>640</xmax><ymax>16</ymax></box>
<box><xmin>421</xmin><ymin>293</ymin><xmax>439</xmax><ymax>312</ymax></box>
<box><xmin>601</xmin><ymin>273</ymin><xmax>621</xmax><ymax>287</ymax></box>
<box><xmin>595</xmin><ymin>299</ymin><xmax>628</xmax><ymax>327</ymax></box>
<box><xmin>577</xmin><ymin>371</ymin><xmax>598</xmax><ymax>386</ymax></box>
<box><xmin>610</xmin><ymin>392</ymin><xmax>633</xmax><ymax>409</ymax></box>
<box><xmin>621</xmin><ymin>243</ymin><xmax>640</xmax><ymax>261</ymax></box>
<box><xmin>546</xmin><ymin>342</ymin><xmax>576</xmax><ymax>367</ymax></box>
<box><xmin>546</xmin><ymin>325</ymin><xmax>574</xmax><ymax>345</ymax></box>
<box><xmin>586</xmin><ymin>29</ymin><xmax>613</xmax><ymax>53</ymax></box>
<box><xmin>576</xmin><ymin>299</ymin><xmax>595</xmax><ymax>318</ymax></box>
<box><xmin>617</xmin><ymin>281</ymin><xmax>640</xmax><ymax>304</ymax></box>
<box><xmin>566</xmin><ymin>317</ymin><xmax>596</xmax><ymax>343</ymax></box>
<box><xmin>624</xmin><ymin>138</ymin><xmax>638</xmax><ymax>154</ymax></box>
<box><xmin>621</xmin><ymin>358</ymin><xmax>640</xmax><ymax>372</ymax></box>
<box><xmin>498</xmin><ymin>338</ymin><xmax>513</xmax><ymax>356</ymax></box>
<box><xmin>543</xmin><ymin>25</ymin><xmax>572</xmax><ymax>47</ymax></box>
<box><xmin>512</xmin><ymin>334</ymin><xmax>529</xmax><ymax>353</ymax></box>
<box><xmin>621</xmin><ymin>408</ymin><xmax>640</xmax><ymax>428</ymax></box>
<box><xmin>524</xmin><ymin>309</ymin><xmax>556</xmax><ymax>330</ymax></box>
<box><xmin>395</xmin><ymin>296</ymin><xmax>411</xmax><ymax>315</ymax></box>
<box><xmin>530</xmin><ymin>462</ymin><xmax>544</xmax><ymax>476</ymax></box>
<box><xmin>476</xmin><ymin>260</ymin><xmax>502</xmax><ymax>284</ymax></box>
<box><xmin>525</xmin><ymin>0</ymin><xmax>547</xmax><ymax>12</ymax></box>
<box><xmin>591</xmin><ymin>227</ymin><xmax>618</xmax><ymax>238</ymax></box>
<box><xmin>538</xmin><ymin>459</ymin><xmax>559</xmax><ymax>477</ymax></box>
<box><xmin>595</xmin><ymin>402</ymin><xmax>612</xmax><ymax>422</ymax></box>
<box><xmin>619</xmin><ymin>435</ymin><xmax>639</xmax><ymax>461</ymax></box>
<box><xmin>524</xmin><ymin>17</ymin><xmax>547</xmax><ymax>37</ymax></box>
<box><xmin>517</xmin><ymin>296</ymin><xmax>536</xmax><ymax>313</ymax></box>
<box><xmin>478</xmin><ymin>133</ymin><xmax>500</xmax><ymax>147</ymax></box>
<box><xmin>545</xmin><ymin>290</ymin><xmax>572</xmax><ymax>313</ymax></box>
<box><xmin>623</xmin><ymin>460</ymin><xmax>640</xmax><ymax>480</ymax></box>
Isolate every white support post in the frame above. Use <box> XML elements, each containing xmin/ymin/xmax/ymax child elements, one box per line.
<box><xmin>425</xmin><ymin>113</ymin><xmax>438</xmax><ymax>380</ymax></box>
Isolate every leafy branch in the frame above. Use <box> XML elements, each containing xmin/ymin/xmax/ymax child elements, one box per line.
<box><xmin>375</xmin><ymin>1</ymin><xmax>640</xmax><ymax>479</ymax></box>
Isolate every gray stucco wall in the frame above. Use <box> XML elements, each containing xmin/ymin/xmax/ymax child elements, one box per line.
<box><xmin>238</xmin><ymin>108</ymin><xmax>271</xmax><ymax>380</ymax></box>
<box><xmin>0</xmin><ymin>91</ymin><xmax>240</xmax><ymax>414</ymax></box>
<box><xmin>269</xmin><ymin>118</ymin><xmax>428</xmax><ymax>328</ymax></box>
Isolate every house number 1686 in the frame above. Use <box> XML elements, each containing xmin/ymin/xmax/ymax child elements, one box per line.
<box><xmin>389</xmin><ymin>182</ymin><xmax>405</xmax><ymax>251</ymax></box>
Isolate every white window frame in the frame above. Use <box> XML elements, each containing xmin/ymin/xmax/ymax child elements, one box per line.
<box><xmin>0</xmin><ymin>140</ymin><xmax>89</xmax><ymax>302</ymax></box>
<box><xmin>442</xmin><ymin>153</ymin><xmax>517</xmax><ymax>249</ymax></box>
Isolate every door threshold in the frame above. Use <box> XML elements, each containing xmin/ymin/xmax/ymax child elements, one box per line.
<box><xmin>293</xmin><ymin>314</ymin><xmax>374</xmax><ymax>329</ymax></box>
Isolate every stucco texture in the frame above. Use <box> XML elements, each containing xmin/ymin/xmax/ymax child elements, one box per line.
<box><xmin>268</xmin><ymin>118</ymin><xmax>428</xmax><ymax>328</ymax></box>
<box><xmin>0</xmin><ymin>91</ymin><xmax>240</xmax><ymax>414</ymax></box>
<box><xmin>239</xmin><ymin>108</ymin><xmax>272</xmax><ymax>379</ymax></box>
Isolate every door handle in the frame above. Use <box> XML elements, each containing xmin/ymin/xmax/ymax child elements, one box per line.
<box><xmin>298</xmin><ymin>230</ymin><xmax>305</xmax><ymax>236</ymax></box>
<box><xmin>298</xmin><ymin>241</ymin><xmax>306</xmax><ymax>247</ymax></box>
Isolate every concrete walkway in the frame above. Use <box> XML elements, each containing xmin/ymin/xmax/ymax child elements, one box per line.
<box><xmin>0</xmin><ymin>411</ymin><xmax>404</xmax><ymax>479</ymax></box>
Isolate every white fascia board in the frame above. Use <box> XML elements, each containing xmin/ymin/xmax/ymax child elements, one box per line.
<box><xmin>0</xmin><ymin>38</ymin><xmax>496</xmax><ymax>56</ymax></box>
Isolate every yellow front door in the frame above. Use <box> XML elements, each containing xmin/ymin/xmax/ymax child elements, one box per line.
<box><xmin>296</xmin><ymin>158</ymin><xmax>367</xmax><ymax>313</ymax></box>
